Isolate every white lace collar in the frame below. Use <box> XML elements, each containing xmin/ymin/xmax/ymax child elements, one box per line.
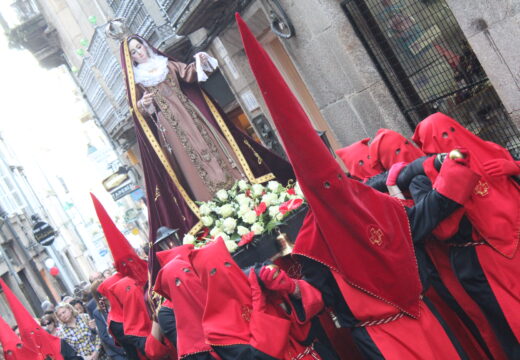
<box><xmin>133</xmin><ymin>54</ymin><xmax>169</xmax><ymax>87</ymax></box>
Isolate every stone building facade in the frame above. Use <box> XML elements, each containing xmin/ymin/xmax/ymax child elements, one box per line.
<box><xmin>9</xmin><ymin>0</ymin><xmax>520</xmax><ymax>166</ymax></box>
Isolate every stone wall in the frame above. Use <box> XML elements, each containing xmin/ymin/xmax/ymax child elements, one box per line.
<box><xmin>212</xmin><ymin>0</ymin><xmax>411</xmax><ymax>148</ymax></box>
<box><xmin>446</xmin><ymin>0</ymin><xmax>520</xmax><ymax>128</ymax></box>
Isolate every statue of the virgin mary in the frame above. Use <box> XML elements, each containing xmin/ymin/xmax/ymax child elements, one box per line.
<box><xmin>106</xmin><ymin>19</ymin><xmax>294</xmax><ymax>247</ymax></box>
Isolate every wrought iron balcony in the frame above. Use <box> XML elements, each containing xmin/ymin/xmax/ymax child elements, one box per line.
<box><xmin>8</xmin><ymin>14</ymin><xmax>65</xmax><ymax>69</ymax></box>
<box><xmin>77</xmin><ymin>26</ymin><xmax>133</xmax><ymax>147</ymax></box>
<box><xmin>158</xmin><ymin>0</ymin><xmax>236</xmax><ymax>36</ymax></box>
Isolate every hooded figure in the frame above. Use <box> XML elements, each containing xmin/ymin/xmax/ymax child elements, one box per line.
<box><xmin>413</xmin><ymin>112</ymin><xmax>520</xmax><ymax>356</ymax></box>
<box><xmin>90</xmin><ymin>193</ymin><xmax>148</xmax><ymax>285</ymax></box>
<box><xmin>361</xmin><ymin>129</ymin><xmax>506</xmax><ymax>359</ymax></box>
<box><xmin>0</xmin><ymin>279</ymin><xmax>64</xmax><ymax>359</ymax></box>
<box><xmin>190</xmin><ymin>237</ymin><xmax>292</xmax><ymax>359</ymax></box>
<box><xmin>368</xmin><ymin>129</ymin><xmax>425</xmax><ymax>171</ymax></box>
<box><xmin>0</xmin><ymin>315</ymin><xmax>39</xmax><ymax>360</ymax></box>
<box><xmin>335</xmin><ymin>138</ymin><xmax>383</xmax><ymax>181</ymax></box>
<box><xmin>236</xmin><ymin>14</ymin><xmax>481</xmax><ymax>359</ymax></box>
<box><xmin>153</xmin><ymin>245</ymin><xmax>219</xmax><ymax>360</ymax></box>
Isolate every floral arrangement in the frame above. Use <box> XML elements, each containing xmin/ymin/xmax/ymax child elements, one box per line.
<box><xmin>183</xmin><ymin>180</ymin><xmax>306</xmax><ymax>252</ymax></box>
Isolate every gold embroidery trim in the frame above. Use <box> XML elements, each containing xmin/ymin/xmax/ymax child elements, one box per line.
<box><xmin>123</xmin><ymin>40</ymin><xmax>200</xmax><ymax>218</ymax></box>
<box><xmin>150</xmin><ymin>73</ymin><xmax>236</xmax><ymax>194</ymax></box>
<box><xmin>473</xmin><ymin>180</ymin><xmax>489</xmax><ymax>197</ymax></box>
<box><xmin>368</xmin><ymin>226</ymin><xmax>384</xmax><ymax>246</ymax></box>
<box><xmin>202</xmin><ymin>92</ymin><xmax>275</xmax><ymax>184</ymax></box>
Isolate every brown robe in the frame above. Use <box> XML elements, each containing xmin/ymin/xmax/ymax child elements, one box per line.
<box><xmin>138</xmin><ymin>61</ymin><xmax>244</xmax><ymax>201</ymax></box>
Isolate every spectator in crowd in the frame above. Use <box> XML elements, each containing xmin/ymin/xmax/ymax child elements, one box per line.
<box><xmin>70</xmin><ymin>299</ymin><xmax>87</xmax><ymax>315</ymax></box>
<box><xmin>41</xmin><ymin>300</ymin><xmax>55</xmax><ymax>315</ymax></box>
<box><xmin>55</xmin><ymin>303</ymin><xmax>106</xmax><ymax>360</ymax></box>
<box><xmin>40</xmin><ymin>313</ymin><xmax>60</xmax><ymax>336</ymax></box>
<box><xmin>91</xmin><ymin>279</ymin><xmax>128</xmax><ymax>360</ymax></box>
<box><xmin>102</xmin><ymin>269</ymin><xmax>113</xmax><ymax>279</ymax></box>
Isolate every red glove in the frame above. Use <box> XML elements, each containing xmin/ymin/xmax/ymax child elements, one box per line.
<box><xmin>448</xmin><ymin>148</ymin><xmax>470</xmax><ymax>166</ymax></box>
<box><xmin>385</xmin><ymin>162</ymin><xmax>408</xmax><ymax>186</ymax></box>
<box><xmin>483</xmin><ymin>159</ymin><xmax>520</xmax><ymax>177</ymax></box>
<box><xmin>259</xmin><ymin>265</ymin><xmax>296</xmax><ymax>294</ymax></box>
<box><xmin>249</xmin><ymin>269</ymin><xmax>266</xmax><ymax>312</ymax></box>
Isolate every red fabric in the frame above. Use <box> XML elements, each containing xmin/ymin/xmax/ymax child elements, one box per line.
<box><xmin>425</xmin><ymin>240</ymin><xmax>507</xmax><ymax>360</ymax></box>
<box><xmin>385</xmin><ymin>162</ymin><xmax>408</xmax><ymax>186</ymax></box>
<box><xmin>190</xmin><ymin>238</ymin><xmax>252</xmax><ymax>346</ymax></box>
<box><xmin>476</xmin><ymin>241</ymin><xmax>520</xmax><ymax>342</ymax></box>
<box><xmin>0</xmin><ymin>315</ymin><xmax>39</xmax><ymax>360</ymax></box>
<box><xmin>155</xmin><ymin>244</ymin><xmax>194</xmax><ymax>267</ymax></box>
<box><xmin>331</xmin><ymin>272</ymin><xmax>462</xmax><ymax>359</ymax></box>
<box><xmin>109</xmin><ymin>276</ymin><xmax>152</xmax><ymax>338</ymax></box>
<box><xmin>237</xmin><ymin>14</ymin><xmax>421</xmax><ymax>317</ymax></box>
<box><xmin>153</xmin><ymin>247</ymin><xmax>212</xmax><ymax>357</ymax></box>
<box><xmin>98</xmin><ymin>273</ymin><xmax>125</xmax><ymax>324</ymax></box>
<box><xmin>335</xmin><ymin>138</ymin><xmax>384</xmax><ymax>181</ymax></box>
<box><xmin>259</xmin><ymin>266</ymin><xmax>296</xmax><ymax>294</ymax></box>
<box><xmin>248</xmin><ymin>271</ymin><xmax>292</xmax><ymax>359</ymax></box>
<box><xmin>432</xmin><ymin>156</ymin><xmax>480</xmax><ymax>205</ymax></box>
<box><xmin>483</xmin><ymin>158</ymin><xmax>520</xmax><ymax>177</ymax></box>
<box><xmin>91</xmin><ymin>193</ymin><xmax>148</xmax><ymax>283</ymax></box>
<box><xmin>413</xmin><ymin>112</ymin><xmax>520</xmax><ymax>258</ymax></box>
<box><xmin>0</xmin><ymin>279</ymin><xmax>63</xmax><ymax>360</ymax></box>
<box><xmin>144</xmin><ymin>333</ymin><xmax>177</xmax><ymax>360</ymax></box>
<box><xmin>369</xmin><ymin>129</ymin><xmax>425</xmax><ymax>170</ymax></box>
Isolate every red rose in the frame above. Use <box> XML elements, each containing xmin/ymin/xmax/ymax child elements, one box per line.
<box><xmin>238</xmin><ymin>231</ymin><xmax>255</xmax><ymax>246</ymax></box>
<box><xmin>287</xmin><ymin>188</ymin><xmax>296</xmax><ymax>195</ymax></box>
<box><xmin>279</xmin><ymin>198</ymin><xmax>304</xmax><ymax>215</ymax></box>
<box><xmin>254</xmin><ymin>202</ymin><xmax>267</xmax><ymax>216</ymax></box>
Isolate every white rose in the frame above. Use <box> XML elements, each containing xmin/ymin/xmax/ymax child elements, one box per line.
<box><xmin>201</xmin><ymin>216</ymin><xmax>214</xmax><ymax>227</ymax></box>
<box><xmin>238</xmin><ymin>180</ymin><xmax>250</xmax><ymax>191</ymax></box>
<box><xmin>261</xmin><ymin>193</ymin><xmax>279</xmax><ymax>207</ymax></box>
<box><xmin>275</xmin><ymin>212</ymin><xmax>284</xmax><ymax>221</ymax></box>
<box><xmin>216</xmin><ymin>189</ymin><xmax>228</xmax><ymax>202</ymax></box>
<box><xmin>219</xmin><ymin>204</ymin><xmax>234</xmax><ymax>218</ymax></box>
<box><xmin>269</xmin><ymin>206</ymin><xmax>280</xmax><ymax>218</ymax></box>
<box><xmin>237</xmin><ymin>196</ymin><xmax>252</xmax><ymax>208</ymax></box>
<box><xmin>251</xmin><ymin>222</ymin><xmax>264</xmax><ymax>235</ymax></box>
<box><xmin>222</xmin><ymin>217</ymin><xmax>237</xmax><ymax>234</ymax></box>
<box><xmin>242</xmin><ymin>210</ymin><xmax>257</xmax><ymax>224</ymax></box>
<box><xmin>237</xmin><ymin>225</ymin><xmax>250</xmax><ymax>236</ymax></box>
<box><xmin>278</xmin><ymin>192</ymin><xmax>288</xmax><ymax>202</ymax></box>
<box><xmin>199</xmin><ymin>203</ymin><xmax>212</xmax><ymax>216</ymax></box>
<box><xmin>237</xmin><ymin>206</ymin><xmax>249</xmax><ymax>217</ymax></box>
<box><xmin>251</xmin><ymin>184</ymin><xmax>264</xmax><ymax>197</ymax></box>
<box><xmin>183</xmin><ymin>234</ymin><xmax>196</xmax><ymax>245</ymax></box>
<box><xmin>224</xmin><ymin>239</ymin><xmax>238</xmax><ymax>253</ymax></box>
<box><xmin>210</xmin><ymin>227</ymin><xmax>223</xmax><ymax>237</ymax></box>
<box><xmin>267</xmin><ymin>180</ymin><xmax>282</xmax><ymax>193</ymax></box>
<box><xmin>218</xmin><ymin>233</ymin><xmax>230</xmax><ymax>242</ymax></box>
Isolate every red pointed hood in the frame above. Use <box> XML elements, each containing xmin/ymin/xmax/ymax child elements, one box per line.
<box><xmin>156</xmin><ymin>244</ymin><xmax>194</xmax><ymax>268</ymax></box>
<box><xmin>237</xmin><ymin>14</ymin><xmax>421</xmax><ymax>316</ymax></box>
<box><xmin>335</xmin><ymin>138</ymin><xmax>383</xmax><ymax>180</ymax></box>
<box><xmin>109</xmin><ymin>276</ymin><xmax>152</xmax><ymax>338</ymax></box>
<box><xmin>98</xmin><ymin>272</ymin><xmax>125</xmax><ymax>324</ymax></box>
<box><xmin>154</xmin><ymin>245</ymin><xmax>211</xmax><ymax>357</ymax></box>
<box><xmin>369</xmin><ymin>129</ymin><xmax>425</xmax><ymax>170</ymax></box>
<box><xmin>190</xmin><ymin>237</ymin><xmax>252</xmax><ymax>345</ymax></box>
<box><xmin>0</xmin><ymin>315</ymin><xmax>39</xmax><ymax>360</ymax></box>
<box><xmin>413</xmin><ymin>112</ymin><xmax>520</xmax><ymax>257</ymax></box>
<box><xmin>0</xmin><ymin>279</ymin><xmax>62</xmax><ymax>359</ymax></box>
<box><xmin>90</xmin><ymin>193</ymin><xmax>148</xmax><ymax>284</ymax></box>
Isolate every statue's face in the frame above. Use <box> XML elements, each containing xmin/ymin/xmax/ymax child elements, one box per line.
<box><xmin>129</xmin><ymin>39</ymin><xmax>149</xmax><ymax>64</ymax></box>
